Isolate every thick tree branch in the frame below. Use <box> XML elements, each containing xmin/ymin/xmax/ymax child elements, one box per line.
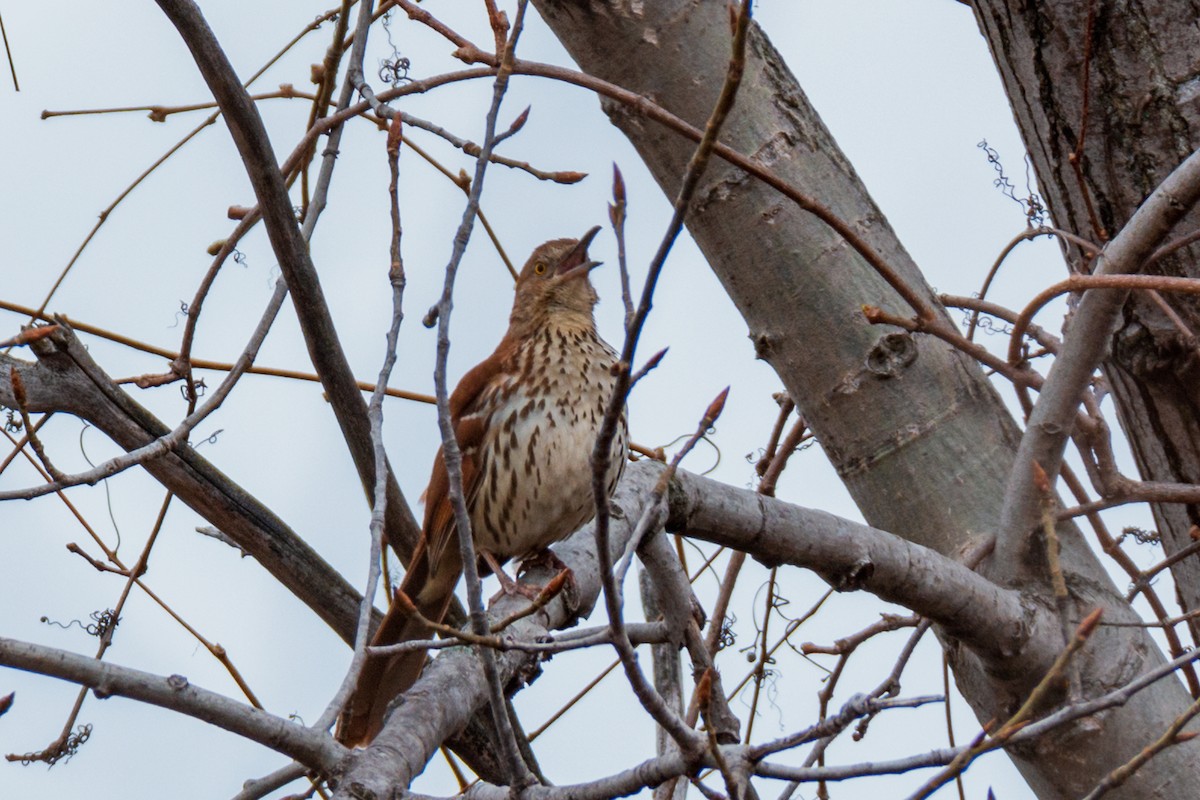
<box><xmin>152</xmin><ymin>0</ymin><xmax>423</xmax><ymax>564</ymax></box>
<box><xmin>995</xmin><ymin>146</ymin><xmax>1200</xmax><ymax>574</ymax></box>
<box><xmin>331</xmin><ymin>456</ymin><xmax>1076</xmax><ymax>797</ymax></box>
<box><xmin>638</xmin><ymin>533</ymin><xmax>742</xmax><ymax>746</ymax></box>
<box><xmin>0</xmin><ymin>637</ymin><xmax>346</xmax><ymax>772</ymax></box>
<box><xmin>0</xmin><ymin>326</ymin><xmax>373</xmax><ymax>645</ymax></box>
<box><xmin>660</xmin><ymin>467</ymin><xmax>1060</xmax><ymax>676</ymax></box>
<box><xmin>639</xmin><ymin>568</ymin><xmax>688</xmax><ymax>800</ymax></box>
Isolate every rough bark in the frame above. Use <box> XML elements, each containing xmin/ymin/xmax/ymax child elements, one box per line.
<box><xmin>971</xmin><ymin>0</ymin><xmax>1200</xmax><ymax>622</ymax></box>
<box><xmin>532</xmin><ymin>1</ymin><xmax>1199</xmax><ymax>797</ymax></box>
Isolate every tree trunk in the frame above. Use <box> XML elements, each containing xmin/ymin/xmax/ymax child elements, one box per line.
<box><xmin>971</xmin><ymin>0</ymin><xmax>1200</xmax><ymax>624</ymax></box>
<box><xmin>532</xmin><ymin>1</ymin><xmax>1199</xmax><ymax>796</ymax></box>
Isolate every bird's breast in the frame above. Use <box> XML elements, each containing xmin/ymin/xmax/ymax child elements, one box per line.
<box><xmin>470</xmin><ymin>327</ymin><xmax>627</xmax><ymax>558</ymax></box>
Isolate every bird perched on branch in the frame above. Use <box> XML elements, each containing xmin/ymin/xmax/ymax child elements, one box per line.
<box><xmin>337</xmin><ymin>226</ymin><xmax>628</xmax><ymax>746</ymax></box>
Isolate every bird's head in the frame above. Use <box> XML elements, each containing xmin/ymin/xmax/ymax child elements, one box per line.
<box><xmin>509</xmin><ymin>226</ymin><xmax>603</xmax><ymax>331</ymax></box>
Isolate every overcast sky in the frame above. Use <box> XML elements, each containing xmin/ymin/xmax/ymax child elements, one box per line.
<box><xmin>0</xmin><ymin>2</ymin><xmax>1163</xmax><ymax>798</ymax></box>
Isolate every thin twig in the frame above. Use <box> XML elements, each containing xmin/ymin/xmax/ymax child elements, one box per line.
<box><xmin>313</xmin><ymin>1</ymin><xmax>401</xmax><ymax>735</ymax></box>
<box><xmin>1033</xmin><ymin>462</ymin><xmax>1078</xmax><ymax>689</ymax></box>
<box><xmin>31</xmin><ymin>6</ymin><xmax>341</xmax><ymax>319</ymax></box>
<box><xmin>609</xmin><ymin>164</ymin><xmax>635</xmax><ymax>331</ymax></box>
<box><xmin>425</xmin><ymin>0</ymin><xmax>534</xmax><ymax>785</ymax></box>
<box><xmin>0</xmin><ymin>282</ymin><xmax>291</xmax><ymax>501</ymax></box>
<box><xmin>904</xmin><ymin>609</ymin><xmax>1104</xmax><ymax>800</ymax></box>
<box><xmin>1068</xmin><ymin>0</ymin><xmax>1106</xmax><ymax>242</ymax></box>
<box><xmin>591</xmin><ymin>0</ymin><xmax>752</xmax><ymax>756</ymax></box>
<box><xmin>966</xmin><ymin>226</ymin><xmax>1098</xmax><ymax>340</ymax></box>
<box><xmin>1080</xmin><ymin>690</ymin><xmax>1200</xmax><ymax>799</ymax></box>
<box><xmin>0</xmin><ymin>9</ymin><xmax>17</xmax><ymax>91</ymax></box>
<box><xmin>1008</xmin><ymin>274</ymin><xmax>1200</xmax><ymax>369</ymax></box>
<box><xmin>301</xmin><ymin>50</ymin><xmax>941</xmax><ymax>330</ymax></box>
<box><xmin>7</xmin><ymin>369</ymin><xmax>64</xmax><ymax>481</ymax></box>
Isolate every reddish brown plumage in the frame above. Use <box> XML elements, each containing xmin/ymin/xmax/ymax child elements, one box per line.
<box><xmin>337</xmin><ymin>228</ymin><xmax>628</xmax><ymax>746</ymax></box>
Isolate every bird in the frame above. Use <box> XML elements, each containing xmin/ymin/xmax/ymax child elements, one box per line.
<box><xmin>336</xmin><ymin>226</ymin><xmax>628</xmax><ymax>746</ymax></box>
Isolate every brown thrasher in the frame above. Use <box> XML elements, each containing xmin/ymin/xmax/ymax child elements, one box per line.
<box><xmin>337</xmin><ymin>226</ymin><xmax>628</xmax><ymax>746</ymax></box>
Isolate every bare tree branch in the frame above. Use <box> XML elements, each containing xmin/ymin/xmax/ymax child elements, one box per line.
<box><xmin>661</xmin><ymin>466</ymin><xmax>1062</xmax><ymax>676</ymax></box>
<box><xmin>230</xmin><ymin>762</ymin><xmax>309</xmax><ymax>800</ymax></box>
<box><xmin>995</xmin><ymin>146</ymin><xmax>1200</xmax><ymax>574</ymax></box>
<box><xmin>0</xmin><ymin>636</ymin><xmax>346</xmax><ymax>772</ymax></box>
<box><xmin>152</xmin><ymin>0</ymin><xmax>423</xmax><ymax>567</ymax></box>
<box><xmin>0</xmin><ymin>326</ymin><xmax>373</xmax><ymax>645</ymax></box>
<box><xmin>422</xmin><ymin>0</ymin><xmax>537</xmax><ymax>787</ymax></box>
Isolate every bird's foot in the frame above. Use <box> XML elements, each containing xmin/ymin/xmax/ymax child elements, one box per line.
<box><xmin>481</xmin><ymin>549</ymin><xmax>577</xmax><ymax>608</ymax></box>
<box><xmin>492</xmin><ymin>568</ymin><xmax>547</xmax><ymax>601</ymax></box>
<box><xmin>519</xmin><ymin>549</ymin><xmax>578</xmax><ymax>610</ymax></box>
<box><xmin>518</xmin><ymin>547</ymin><xmax>571</xmax><ymax>576</ymax></box>
<box><xmin>481</xmin><ymin>549</ymin><xmax>545</xmax><ymax>602</ymax></box>
<box><xmin>491</xmin><ymin>567</ymin><xmax>576</xmax><ymax>611</ymax></box>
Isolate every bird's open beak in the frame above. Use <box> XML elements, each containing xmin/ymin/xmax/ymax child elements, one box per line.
<box><xmin>556</xmin><ymin>225</ymin><xmax>603</xmax><ymax>279</ymax></box>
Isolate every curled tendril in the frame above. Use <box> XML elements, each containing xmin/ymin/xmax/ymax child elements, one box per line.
<box><xmin>380</xmin><ymin>56</ymin><xmax>411</xmax><ymax>87</ymax></box>
<box><xmin>13</xmin><ymin>723</ymin><xmax>93</xmax><ymax>766</ymax></box>
<box><xmin>1118</xmin><ymin>525</ymin><xmax>1160</xmax><ymax>546</ymax></box>
<box><xmin>41</xmin><ymin>609</ymin><xmax>119</xmax><ymax>639</ymax></box>
<box><xmin>735</xmin><ymin>664</ymin><xmax>784</xmax><ymax>729</ymax></box>
<box><xmin>194</xmin><ymin>428</ymin><xmax>223</xmax><ymax>448</ymax></box>
<box><xmin>978</xmin><ymin>139</ymin><xmax>1048</xmax><ymax>227</ymax></box>
<box><xmin>379</xmin><ymin>11</ymin><xmax>412</xmax><ymax>88</ymax></box>
<box><xmin>177</xmin><ymin>377</ymin><xmax>207</xmax><ymax>404</ymax></box>
<box><xmin>717</xmin><ymin>613</ymin><xmax>738</xmax><ymax>652</ymax></box>
<box><xmin>170</xmin><ymin>300</ymin><xmax>190</xmax><ymax>329</ymax></box>
<box><xmin>658</xmin><ymin>429</ymin><xmax>722</xmax><ymax>475</ymax></box>
<box><xmin>958</xmin><ymin>306</ymin><xmax>1013</xmax><ymax>336</ymax></box>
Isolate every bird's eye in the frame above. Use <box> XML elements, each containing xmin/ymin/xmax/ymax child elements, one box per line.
<box><xmin>533</xmin><ymin>260</ymin><xmax>547</xmax><ymax>275</ymax></box>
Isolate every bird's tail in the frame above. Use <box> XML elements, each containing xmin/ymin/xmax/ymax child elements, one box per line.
<box><xmin>335</xmin><ymin>544</ymin><xmax>460</xmax><ymax>747</ymax></box>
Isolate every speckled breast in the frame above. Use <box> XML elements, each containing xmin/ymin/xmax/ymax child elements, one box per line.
<box><xmin>470</xmin><ymin>324</ymin><xmax>628</xmax><ymax>559</ymax></box>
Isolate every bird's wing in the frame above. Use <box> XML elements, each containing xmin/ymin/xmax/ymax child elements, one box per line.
<box><xmin>421</xmin><ymin>341</ymin><xmax>512</xmax><ymax>581</ymax></box>
<box><xmin>336</xmin><ymin>342</ymin><xmax>513</xmax><ymax>747</ymax></box>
